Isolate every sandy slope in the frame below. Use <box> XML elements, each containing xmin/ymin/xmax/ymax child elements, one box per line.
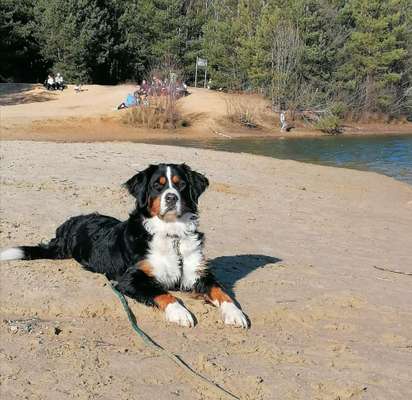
<box><xmin>0</xmin><ymin>141</ymin><xmax>411</xmax><ymax>400</ymax></box>
<box><xmin>0</xmin><ymin>84</ymin><xmax>260</xmax><ymax>141</ymax></box>
<box><xmin>0</xmin><ymin>83</ymin><xmax>135</xmax><ymax>122</ymax></box>
<box><xmin>0</xmin><ymin>83</ymin><xmax>230</xmax><ymax>129</ymax></box>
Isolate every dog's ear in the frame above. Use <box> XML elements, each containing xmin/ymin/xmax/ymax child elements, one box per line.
<box><xmin>124</xmin><ymin>165</ymin><xmax>157</xmax><ymax>208</ymax></box>
<box><xmin>181</xmin><ymin>164</ymin><xmax>209</xmax><ymax>203</ymax></box>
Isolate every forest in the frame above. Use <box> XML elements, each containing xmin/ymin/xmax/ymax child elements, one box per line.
<box><xmin>1</xmin><ymin>0</ymin><xmax>411</xmax><ymax>120</ymax></box>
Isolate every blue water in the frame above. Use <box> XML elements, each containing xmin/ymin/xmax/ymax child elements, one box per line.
<box><xmin>141</xmin><ymin>134</ymin><xmax>412</xmax><ymax>185</ymax></box>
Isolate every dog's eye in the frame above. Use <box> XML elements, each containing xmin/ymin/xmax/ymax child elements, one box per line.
<box><xmin>178</xmin><ymin>180</ymin><xmax>186</xmax><ymax>190</ymax></box>
<box><xmin>153</xmin><ymin>181</ymin><xmax>164</xmax><ymax>191</ymax></box>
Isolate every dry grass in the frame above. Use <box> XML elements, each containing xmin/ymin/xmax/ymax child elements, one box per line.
<box><xmin>225</xmin><ymin>94</ymin><xmax>260</xmax><ymax>128</ymax></box>
<box><xmin>122</xmin><ymin>96</ymin><xmax>189</xmax><ymax>129</ymax></box>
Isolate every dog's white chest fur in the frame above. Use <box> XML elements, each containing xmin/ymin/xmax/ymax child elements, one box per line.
<box><xmin>143</xmin><ymin>215</ymin><xmax>204</xmax><ymax>289</ymax></box>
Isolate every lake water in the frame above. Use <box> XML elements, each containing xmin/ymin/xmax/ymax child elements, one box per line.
<box><xmin>141</xmin><ymin>134</ymin><xmax>412</xmax><ymax>185</ymax></box>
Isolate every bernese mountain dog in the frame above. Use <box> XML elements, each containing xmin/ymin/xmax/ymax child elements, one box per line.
<box><xmin>0</xmin><ymin>163</ymin><xmax>248</xmax><ymax>328</ymax></box>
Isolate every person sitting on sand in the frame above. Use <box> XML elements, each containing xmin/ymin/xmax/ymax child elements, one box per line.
<box><xmin>55</xmin><ymin>73</ymin><xmax>64</xmax><ymax>90</ymax></box>
<box><xmin>160</xmin><ymin>84</ymin><xmax>168</xmax><ymax>96</ymax></box>
<box><xmin>141</xmin><ymin>79</ymin><xmax>149</xmax><ymax>94</ymax></box>
<box><xmin>117</xmin><ymin>93</ymin><xmax>137</xmax><ymax>110</ymax></box>
<box><xmin>142</xmin><ymin>93</ymin><xmax>149</xmax><ymax>107</ymax></box>
<box><xmin>46</xmin><ymin>74</ymin><xmax>55</xmax><ymax>90</ymax></box>
<box><xmin>182</xmin><ymin>82</ymin><xmax>188</xmax><ymax>96</ymax></box>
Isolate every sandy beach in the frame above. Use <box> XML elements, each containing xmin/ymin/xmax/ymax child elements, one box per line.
<box><xmin>1</xmin><ymin>140</ymin><xmax>411</xmax><ymax>399</ymax></box>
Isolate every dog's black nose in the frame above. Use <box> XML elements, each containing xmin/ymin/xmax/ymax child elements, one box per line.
<box><xmin>165</xmin><ymin>193</ymin><xmax>178</xmax><ymax>205</ymax></box>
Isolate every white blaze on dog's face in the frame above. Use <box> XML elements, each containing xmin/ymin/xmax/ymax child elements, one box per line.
<box><xmin>124</xmin><ymin>163</ymin><xmax>209</xmax><ymax>222</ymax></box>
<box><xmin>158</xmin><ymin>166</ymin><xmax>183</xmax><ymax>220</ymax></box>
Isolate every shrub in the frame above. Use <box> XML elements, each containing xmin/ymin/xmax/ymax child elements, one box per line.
<box><xmin>122</xmin><ymin>57</ymin><xmax>190</xmax><ymax>129</ymax></box>
<box><xmin>122</xmin><ymin>96</ymin><xmax>183</xmax><ymax>129</ymax></box>
<box><xmin>329</xmin><ymin>101</ymin><xmax>348</xmax><ymax>119</ymax></box>
<box><xmin>314</xmin><ymin>115</ymin><xmax>343</xmax><ymax>135</ymax></box>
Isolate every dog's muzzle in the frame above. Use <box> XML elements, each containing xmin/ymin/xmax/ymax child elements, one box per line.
<box><xmin>161</xmin><ymin>189</ymin><xmax>182</xmax><ymax>217</ymax></box>
<box><xmin>165</xmin><ymin>193</ymin><xmax>178</xmax><ymax>207</ymax></box>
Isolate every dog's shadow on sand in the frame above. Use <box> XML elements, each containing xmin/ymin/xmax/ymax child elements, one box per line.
<box><xmin>208</xmin><ymin>254</ymin><xmax>282</xmax><ymax>303</ymax></box>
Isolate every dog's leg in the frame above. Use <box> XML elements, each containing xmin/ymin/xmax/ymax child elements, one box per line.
<box><xmin>116</xmin><ymin>262</ymin><xmax>194</xmax><ymax>327</ymax></box>
<box><xmin>194</xmin><ymin>271</ymin><xmax>249</xmax><ymax>328</ymax></box>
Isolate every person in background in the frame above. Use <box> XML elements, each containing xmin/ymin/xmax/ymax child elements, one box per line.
<box><xmin>280</xmin><ymin>111</ymin><xmax>287</xmax><ymax>132</ymax></box>
<box><xmin>141</xmin><ymin>79</ymin><xmax>149</xmax><ymax>94</ymax></box>
<box><xmin>182</xmin><ymin>82</ymin><xmax>188</xmax><ymax>96</ymax></box>
<box><xmin>117</xmin><ymin>93</ymin><xmax>137</xmax><ymax>110</ymax></box>
<box><xmin>142</xmin><ymin>93</ymin><xmax>149</xmax><ymax>107</ymax></box>
<box><xmin>46</xmin><ymin>74</ymin><xmax>55</xmax><ymax>90</ymax></box>
<box><xmin>55</xmin><ymin>73</ymin><xmax>64</xmax><ymax>90</ymax></box>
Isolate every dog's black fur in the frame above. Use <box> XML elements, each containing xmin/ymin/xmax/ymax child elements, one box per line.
<box><xmin>4</xmin><ymin>163</ymin><xmax>221</xmax><ymax>308</ymax></box>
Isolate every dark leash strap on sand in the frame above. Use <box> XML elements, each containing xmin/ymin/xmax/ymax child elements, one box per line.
<box><xmin>110</xmin><ymin>283</ymin><xmax>240</xmax><ymax>400</ymax></box>
<box><xmin>372</xmin><ymin>265</ymin><xmax>412</xmax><ymax>276</ymax></box>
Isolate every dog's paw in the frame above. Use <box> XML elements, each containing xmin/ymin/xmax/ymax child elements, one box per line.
<box><xmin>165</xmin><ymin>302</ymin><xmax>195</xmax><ymax>327</ymax></box>
<box><xmin>220</xmin><ymin>302</ymin><xmax>249</xmax><ymax>328</ymax></box>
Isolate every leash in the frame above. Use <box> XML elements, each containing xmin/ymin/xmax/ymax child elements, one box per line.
<box><xmin>110</xmin><ymin>283</ymin><xmax>240</xmax><ymax>400</ymax></box>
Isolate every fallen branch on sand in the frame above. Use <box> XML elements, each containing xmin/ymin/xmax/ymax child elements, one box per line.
<box><xmin>373</xmin><ymin>265</ymin><xmax>412</xmax><ymax>276</ymax></box>
<box><xmin>211</xmin><ymin>128</ymin><xmax>232</xmax><ymax>139</ymax></box>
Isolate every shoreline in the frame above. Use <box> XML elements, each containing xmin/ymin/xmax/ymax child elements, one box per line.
<box><xmin>1</xmin><ymin>137</ymin><xmax>411</xmax><ymax>188</ymax></box>
<box><xmin>1</xmin><ymin>114</ymin><xmax>411</xmax><ymax>143</ymax></box>
<box><xmin>2</xmin><ymin>122</ymin><xmax>411</xmax><ymax>187</ymax></box>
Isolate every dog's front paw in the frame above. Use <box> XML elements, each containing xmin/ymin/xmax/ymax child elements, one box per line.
<box><xmin>220</xmin><ymin>302</ymin><xmax>249</xmax><ymax>328</ymax></box>
<box><xmin>165</xmin><ymin>302</ymin><xmax>195</xmax><ymax>327</ymax></box>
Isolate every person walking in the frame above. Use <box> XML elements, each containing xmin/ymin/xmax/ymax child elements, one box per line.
<box><xmin>280</xmin><ymin>111</ymin><xmax>287</xmax><ymax>132</ymax></box>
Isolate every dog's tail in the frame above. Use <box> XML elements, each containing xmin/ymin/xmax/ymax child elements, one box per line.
<box><xmin>0</xmin><ymin>240</ymin><xmax>67</xmax><ymax>261</ymax></box>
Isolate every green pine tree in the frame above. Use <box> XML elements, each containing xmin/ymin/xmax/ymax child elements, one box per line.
<box><xmin>337</xmin><ymin>0</ymin><xmax>409</xmax><ymax>115</ymax></box>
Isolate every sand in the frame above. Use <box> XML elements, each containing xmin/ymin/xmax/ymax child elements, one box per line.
<box><xmin>1</xmin><ymin>83</ymin><xmax>411</xmax><ymax>142</ymax></box>
<box><xmin>0</xmin><ymin>140</ymin><xmax>411</xmax><ymax>400</ymax></box>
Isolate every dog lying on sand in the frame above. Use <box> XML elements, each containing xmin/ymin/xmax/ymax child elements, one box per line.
<box><xmin>1</xmin><ymin>163</ymin><xmax>248</xmax><ymax>328</ymax></box>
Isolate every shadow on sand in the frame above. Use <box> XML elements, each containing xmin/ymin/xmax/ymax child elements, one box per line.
<box><xmin>0</xmin><ymin>83</ymin><xmax>56</xmax><ymax>106</ymax></box>
<box><xmin>209</xmin><ymin>254</ymin><xmax>282</xmax><ymax>303</ymax></box>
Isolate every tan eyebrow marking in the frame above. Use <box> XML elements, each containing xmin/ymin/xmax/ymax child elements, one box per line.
<box><xmin>159</xmin><ymin>176</ymin><xmax>166</xmax><ymax>185</ymax></box>
<box><xmin>172</xmin><ymin>175</ymin><xmax>180</xmax><ymax>184</ymax></box>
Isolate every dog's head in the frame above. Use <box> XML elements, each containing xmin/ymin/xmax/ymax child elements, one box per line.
<box><xmin>125</xmin><ymin>163</ymin><xmax>209</xmax><ymax>221</ymax></box>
